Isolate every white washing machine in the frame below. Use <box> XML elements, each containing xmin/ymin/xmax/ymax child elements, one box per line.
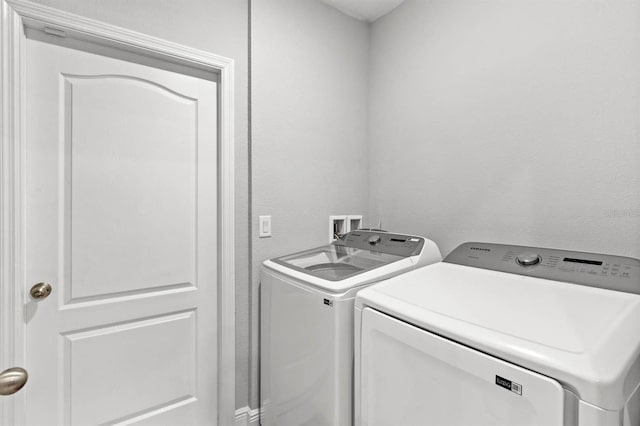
<box><xmin>354</xmin><ymin>242</ymin><xmax>640</xmax><ymax>426</ymax></box>
<box><xmin>260</xmin><ymin>230</ymin><xmax>442</xmax><ymax>426</ymax></box>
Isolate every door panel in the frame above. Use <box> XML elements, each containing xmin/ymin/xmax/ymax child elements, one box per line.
<box><xmin>26</xmin><ymin>36</ymin><xmax>217</xmax><ymax>425</ymax></box>
<box><xmin>63</xmin><ymin>311</ymin><xmax>196</xmax><ymax>425</ymax></box>
<box><xmin>64</xmin><ymin>75</ymin><xmax>198</xmax><ymax>301</ymax></box>
<box><xmin>359</xmin><ymin>308</ymin><xmax>565</xmax><ymax>426</ymax></box>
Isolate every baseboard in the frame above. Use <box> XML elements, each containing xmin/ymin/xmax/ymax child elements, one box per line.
<box><xmin>235</xmin><ymin>406</ymin><xmax>260</xmax><ymax>426</ymax></box>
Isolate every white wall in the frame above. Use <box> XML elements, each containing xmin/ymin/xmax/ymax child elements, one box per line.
<box><xmin>369</xmin><ymin>0</ymin><xmax>640</xmax><ymax>258</ymax></box>
<box><xmin>27</xmin><ymin>0</ymin><xmax>640</xmax><ymax>415</ymax></box>
<box><xmin>28</xmin><ymin>0</ymin><xmax>251</xmax><ymax>410</ymax></box>
<box><xmin>251</xmin><ymin>0</ymin><xmax>370</xmax><ymax>409</ymax></box>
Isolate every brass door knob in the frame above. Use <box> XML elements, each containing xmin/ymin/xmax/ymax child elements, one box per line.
<box><xmin>30</xmin><ymin>282</ymin><xmax>52</xmax><ymax>300</ymax></box>
<box><xmin>0</xmin><ymin>367</ymin><xmax>28</xmax><ymax>396</ymax></box>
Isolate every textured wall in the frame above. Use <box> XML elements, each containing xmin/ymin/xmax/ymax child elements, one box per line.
<box><xmin>368</xmin><ymin>0</ymin><xmax>640</xmax><ymax>258</ymax></box>
<box><xmin>252</xmin><ymin>0</ymin><xmax>370</xmax><ymax>409</ymax></box>
<box><xmin>28</xmin><ymin>0</ymin><xmax>251</xmax><ymax>410</ymax></box>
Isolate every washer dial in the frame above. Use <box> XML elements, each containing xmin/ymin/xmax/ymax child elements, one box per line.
<box><xmin>516</xmin><ymin>252</ymin><xmax>541</xmax><ymax>266</ymax></box>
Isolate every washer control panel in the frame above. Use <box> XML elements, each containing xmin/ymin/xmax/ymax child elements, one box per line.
<box><xmin>445</xmin><ymin>242</ymin><xmax>640</xmax><ymax>295</ymax></box>
<box><xmin>335</xmin><ymin>230</ymin><xmax>425</xmax><ymax>257</ymax></box>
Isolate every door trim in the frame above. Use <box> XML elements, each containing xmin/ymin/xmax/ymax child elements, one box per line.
<box><xmin>0</xmin><ymin>1</ymin><xmax>236</xmax><ymax>424</ymax></box>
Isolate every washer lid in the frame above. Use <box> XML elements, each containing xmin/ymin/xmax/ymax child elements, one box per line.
<box><xmin>269</xmin><ymin>230</ymin><xmax>439</xmax><ymax>282</ymax></box>
<box><xmin>273</xmin><ymin>245</ymin><xmax>404</xmax><ymax>281</ymax></box>
<box><xmin>356</xmin><ymin>262</ymin><xmax>640</xmax><ymax>410</ymax></box>
<box><xmin>263</xmin><ymin>231</ymin><xmax>442</xmax><ymax>293</ymax></box>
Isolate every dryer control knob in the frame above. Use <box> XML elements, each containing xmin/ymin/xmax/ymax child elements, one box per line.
<box><xmin>516</xmin><ymin>252</ymin><xmax>541</xmax><ymax>267</ymax></box>
<box><xmin>368</xmin><ymin>235</ymin><xmax>381</xmax><ymax>245</ymax></box>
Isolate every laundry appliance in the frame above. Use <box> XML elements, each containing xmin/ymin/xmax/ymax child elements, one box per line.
<box><xmin>260</xmin><ymin>230</ymin><xmax>441</xmax><ymax>426</ymax></box>
<box><xmin>354</xmin><ymin>242</ymin><xmax>640</xmax><ymax>426</ymax></box>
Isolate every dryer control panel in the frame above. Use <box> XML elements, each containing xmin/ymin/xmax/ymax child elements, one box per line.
<box><xmin>335</xmin><ymin>230</ymin><xmax>425</xmax><ymax>257</ymax></box>
<box><xmin>445</xmin><ymin>242</ymin><xmax>640</xmax><ymax>295</ymax></box>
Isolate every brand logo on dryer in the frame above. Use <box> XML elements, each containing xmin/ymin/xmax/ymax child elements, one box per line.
<box><xmin>495</xmin><ymin>375</ymin><xmax>522</xmax><ymax>395</ymax></box>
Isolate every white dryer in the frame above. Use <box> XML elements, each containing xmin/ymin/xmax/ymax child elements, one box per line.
<box><xmin>261</xmin><ymin>230</ymin><xmax>441</xmax><ymax>426</ymax></box>
<box><xmin>354</xmin><ymin>242</ymin><xmax>640</xmax><ymax>426</ymax></box>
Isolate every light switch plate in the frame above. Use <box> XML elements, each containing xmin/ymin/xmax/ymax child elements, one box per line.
<box><xmin>259</xmin><ymin>215</ymin><xmax>272</xmax><ymax>238</ymax></box>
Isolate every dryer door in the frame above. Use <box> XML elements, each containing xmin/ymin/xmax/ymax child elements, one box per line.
<box><xmin>358</xmin><ymin>308</ymin><xmax>566</xmax><ymax>426</ymax></box>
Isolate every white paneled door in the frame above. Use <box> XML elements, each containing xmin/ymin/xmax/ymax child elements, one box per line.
<box><xmin>25</xmin><ymin>37</ymin><xmax>218</xmax><ymax>425</ymax></box>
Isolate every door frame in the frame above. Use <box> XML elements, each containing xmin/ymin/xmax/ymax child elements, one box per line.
<box><xmin>0</xmin><ymin>0</ymin><xmax>236</xmax><ymax>424</ymax></box>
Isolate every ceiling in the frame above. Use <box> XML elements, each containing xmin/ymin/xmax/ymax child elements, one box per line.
<box><xmin>318</xmin><ymin>0</ymin><xmax>406</xmax><ymax>22</ymax></box>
